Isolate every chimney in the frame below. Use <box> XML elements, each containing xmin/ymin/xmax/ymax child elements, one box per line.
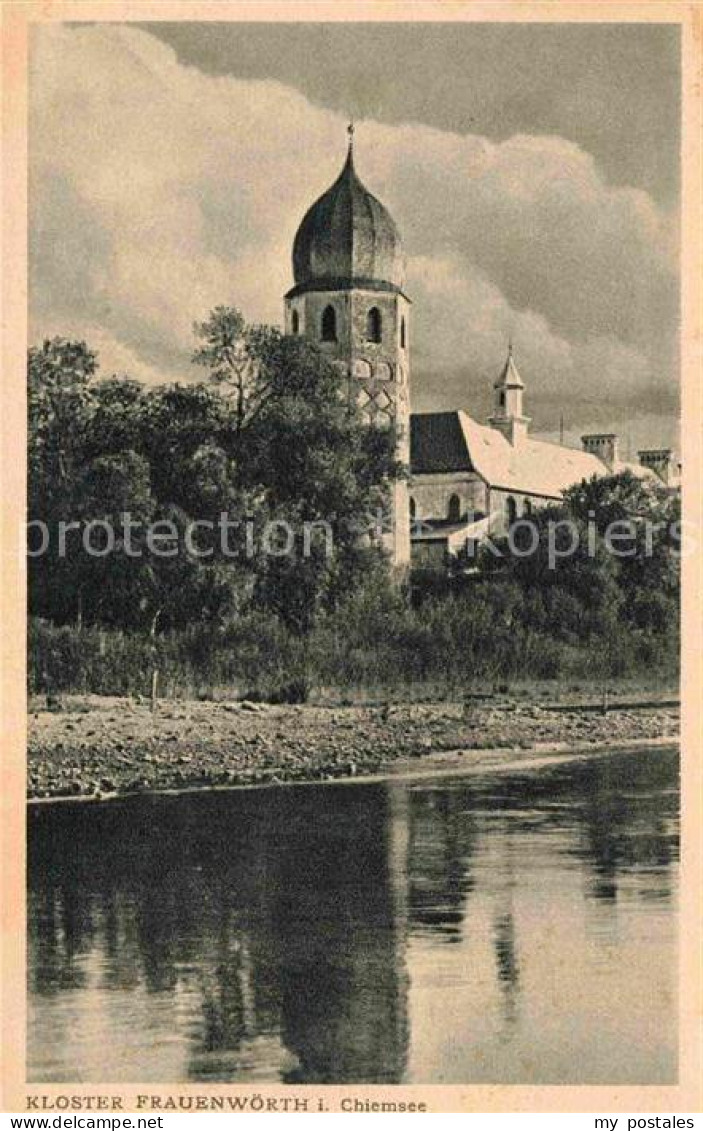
<box><xmin>581</xmin><ymin>433</ymin><xmax>620</xmax><ymax>471</ymax></box>
<box><xmin>638</xmin><ymin>448</ymin><xmax>673</xmax><ymax>485</ymax></box>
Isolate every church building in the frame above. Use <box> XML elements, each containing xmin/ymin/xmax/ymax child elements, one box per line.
<box><xmin>286</xmin><ymin>132</ymin><xmax>677</xmax><ymax>570</ymax></box>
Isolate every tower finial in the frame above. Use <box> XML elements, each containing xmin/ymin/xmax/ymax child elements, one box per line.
<box><xmin>347</xmin><ymin>119</ymin><xmax>355</xmax><ymax>153</ymax></box>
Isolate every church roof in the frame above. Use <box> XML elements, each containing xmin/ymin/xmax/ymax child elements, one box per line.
<box><xmin>289</xmin><ymin>140</ymin><xmax>405</xmax><ymax>297</ymax></box>
<box><xmin>409</xmin><ymin>412</ymin><xmax>472</xmax><ymax>474</ymax></box>
<box><xmin>411</xmin><ymin>411</ymin><xmax>611</xmax><ymax>497</ymax></box>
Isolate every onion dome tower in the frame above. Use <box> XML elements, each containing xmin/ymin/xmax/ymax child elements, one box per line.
<box><xmin>285</xmin><ymin>124</ymin><xmax>411</xmax><ymax>567</ymax></box>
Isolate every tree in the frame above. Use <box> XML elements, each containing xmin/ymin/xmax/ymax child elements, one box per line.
<box><xmin>474</xmin><ymin>469</ymin><xmax>679</xmax><ymax>667</ymax></box>
<box><xmin>564</xmin><ymin>470</ymin><xmax>680</xmax><ymax>630</ymax></box>
<box><xmin>479</xmin><ymin>500</ymin><xmax>623</xmax><ymax>638</ymax></box>
<box><xmin>28</xmin><ymin>338</ymin><xmax>97</xmax><ymax>502</ymax></box>
<box><xmin>192</xmin><ymin>306</ymin><xmax>281</xmax><ymax>439</ymax></box>
<box><xmin>192</xmin><ymin>310</ymin><xmax>399</xmax><ymax>632</ymax></box>
<box><xmin>81</xmin><ymin>377</ymin><xmax>146</xmax><ymax>463</ymax></box>
<box><xmin>138</xmin><ymin>383</ymin><xmax>239</xmax><ymax>512</ymax></box>
<box><xmin>239</xmin><ymin>333</ymin><xmax>398</xmax><ymax>630</ymax></box>
<box><xmin>28</xmin><ymin>311</ymin><xmax>400</xmax><ymax>636</ymax></box>
<box><xmin>28</xmin><ymin>340</ymin><xmax>99</xmax><ymax>624</ymax></box>
<box><xmin>70</xmin><ymin>450</ymin><xmax>156</xmax><ymax>628</ymax></box>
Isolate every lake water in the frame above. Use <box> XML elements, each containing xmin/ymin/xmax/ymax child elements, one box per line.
<box><xmin>27</xmin><ymin>746</ymin><xmax>679</xmax><ymax>1085</ymax></box>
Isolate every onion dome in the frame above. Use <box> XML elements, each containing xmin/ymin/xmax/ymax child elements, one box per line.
<box><xmin>289</xmin><ymin>127</ymin><xmax>405</xmax><ymax>296</ymax></box>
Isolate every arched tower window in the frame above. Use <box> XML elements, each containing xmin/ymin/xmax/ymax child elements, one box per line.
<box><xmin>448</xmin><ymin>494</ymin><xmax>461</xmax><ymax>523</ymax></box>
<box><xmin>523</xmin><ymin>499</ymin><xmax>533</xmax><ymax>517</ymax></box>
<box><xmin>506</xmin><ymin>496</ymin><xmax>518</xmax><ymax>525</ymax></box>
<box><xmin>321</xmin><ymin>305</ymin><xmax>337</xmax><ymax>342</ymax></box>
<box><xmin>400</xmin><ymin>317</ymin><xmax>406</xmax><ymax>349</ymax></box>
<box><xmin>409</xmin><ymin>496</ymin><xmax>416</xmax><ymax>521</ymax></box>
<box><xmin>366</xmin><ymin>307</ymin><xmax>382</xmax><ymax>343</ymax></box>
<box><xmin>499</xmin><ymin>390</ymin><xmax>506</xmax><ymax>409</ymax></box>
<box><xmin>291</xmin><ymin>310</ymin><xmax>300</xmax><ymax>335</ymax></box>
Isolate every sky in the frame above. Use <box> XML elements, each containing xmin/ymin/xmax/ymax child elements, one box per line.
<box><xmin>29</xmin><ymin>21</ymin><xmax>681</xmax><ymax>453</ymax></box>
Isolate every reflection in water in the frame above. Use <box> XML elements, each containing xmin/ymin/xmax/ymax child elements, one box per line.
<box><xmin>491</xmin><ymin>828</ymin><xmax>521</xmax><ymax>1029</ymax></box>
<box><xmin>28</xmin><ymin>747</ymin><xmax>678</xmax><ymax>1084</ymax></box>
<box><xmin>407</xmin><ymin>790</ymin><xmax>477</xmax><ymax>938</ymax></box>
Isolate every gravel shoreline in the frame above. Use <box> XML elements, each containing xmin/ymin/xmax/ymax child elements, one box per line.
<box><xmin>27</xmin><ymin>694</ymin><xmax>680</xmax><ymax>802</ymax></box>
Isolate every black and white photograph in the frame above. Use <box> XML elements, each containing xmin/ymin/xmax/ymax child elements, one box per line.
<box><xmin>2</xmin><ymin>6</ymin><xmax>700</xmax><ymax>1116</ymax></box>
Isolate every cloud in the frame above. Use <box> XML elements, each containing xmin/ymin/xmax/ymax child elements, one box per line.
<box><xmin>406</xmin><ymin>253</ymin><xmax>673</xmax><ymax>428</ymax></box>
<box><xmin>29</xmin><ymin>23</ymin><xmax>679</xmax><ymax>448</ymax></box>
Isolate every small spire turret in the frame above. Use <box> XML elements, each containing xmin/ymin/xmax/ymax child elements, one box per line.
<box><xmin>489</xmin><ymin>342</ymin><xmax>530</xmax><ymax>445</ymax></box>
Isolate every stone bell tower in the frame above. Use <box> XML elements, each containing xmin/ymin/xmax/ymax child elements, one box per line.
<box><xmin>284</xmin><ymin>125</ymin><xmax>411</xmax><ymax>568</ymax></box>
